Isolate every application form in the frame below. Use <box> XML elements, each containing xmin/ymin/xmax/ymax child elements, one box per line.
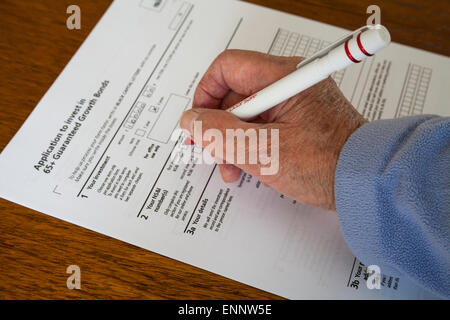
<box><xmin>0</xmin><ymin>0</ymin><xmax>448</xmax><ymax>299</ymax></box>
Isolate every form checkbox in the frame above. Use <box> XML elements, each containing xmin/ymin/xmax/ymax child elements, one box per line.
<box><xmin>135</xmin><ymin>129</ymin><xmax>146</xmax><ymax>137</ymax></box>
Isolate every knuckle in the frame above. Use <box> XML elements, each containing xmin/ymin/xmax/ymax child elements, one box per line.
<box><xmin>217</xmin><ymin>49</ymin><xmax>233</xmax><ymax>63</ymax></box>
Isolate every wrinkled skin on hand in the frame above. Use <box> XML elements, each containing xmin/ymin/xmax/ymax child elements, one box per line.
<box><xmin>180</xmin><ymin>49</ymin><xmax>367</xmax><ymax>210</ymax></box>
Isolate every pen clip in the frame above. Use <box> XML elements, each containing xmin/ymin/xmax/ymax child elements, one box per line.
<box><xmin>296</xmin><ymin>25</ymin><xmax>372</xmax><ymax>69</ymax></box>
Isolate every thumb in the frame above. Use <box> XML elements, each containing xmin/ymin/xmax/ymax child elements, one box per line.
<box><xmin>179</xmin><ymin>108</ymin><xmax>259</xmax><ymax>182</ymax></box>
<box><xmin>180</xmin><ymin>108</ymin><xmax>256</xmax><ymax>148</ymax></box>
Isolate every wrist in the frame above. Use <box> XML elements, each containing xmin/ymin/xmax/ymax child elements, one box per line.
<box><xmin>328</xmin><ymin>109</ymin><xmax>368</xmax><ymax>210</ymax></box>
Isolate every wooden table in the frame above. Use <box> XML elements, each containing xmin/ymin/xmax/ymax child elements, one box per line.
<box><xmin>0</xmin><ymin>0</ymin><xmax>448</xmax><ymax>299</ymax></box>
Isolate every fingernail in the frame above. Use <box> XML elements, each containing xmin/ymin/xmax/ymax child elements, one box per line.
<box><xmin>180</xmin><ymin>109</ymin><xmax>199</xmax><ymax>135</ymax></box>
<box><xmin>220</xmin><ymin>164</ymin><xmax>242</xmax><ymax>182</ymax></box>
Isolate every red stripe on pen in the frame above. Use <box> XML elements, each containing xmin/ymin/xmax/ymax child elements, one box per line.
<box><xmin>345</xmin><ymin>40</ymin><xmax>360</xmax><ymax>63</ymax></box>
<box><xmin>357</xmin><ymin>33</ymin><xmax>373</xmax><ymax>57</ymax></box>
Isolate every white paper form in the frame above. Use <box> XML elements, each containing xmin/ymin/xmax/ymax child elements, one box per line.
<box><xmin>0</xmin><ymin>0</ymin><xmax>449</xmax><ymax>299</ymax></box>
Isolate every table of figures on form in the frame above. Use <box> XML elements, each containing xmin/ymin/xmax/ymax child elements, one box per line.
<box><xmin>267</xmin><ymin>28</ymin><xmax>433</xmax><ymax>121</ymax></box>
<box><xmin>268</xmin><ymin>29</ymin><xmax>346</xmax><ymax>86</ymax></box>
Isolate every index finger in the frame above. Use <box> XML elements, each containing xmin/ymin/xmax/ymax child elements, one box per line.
<box><xmin>193</xmin><ymin>49</ymin><xmax>301</xmax><ymax>109</ymax></box>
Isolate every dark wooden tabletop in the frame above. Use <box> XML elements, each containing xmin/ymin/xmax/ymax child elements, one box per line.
<box><xmin>0</xmin><ymin>0</ymin><xmax>448</xmax><ymax>299</ymax></box>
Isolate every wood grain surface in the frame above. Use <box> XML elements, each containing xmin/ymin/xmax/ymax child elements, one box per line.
<box><xmin>0</xmin><ymin>0</ymin><xmax>448</xmax><ymax>299</ymax></box>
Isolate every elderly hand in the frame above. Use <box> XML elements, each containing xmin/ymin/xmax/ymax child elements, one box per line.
<box><xmin>180</xmin><ymin>49</ymin><xmax>366</xmax><ymax>210</ymax></box>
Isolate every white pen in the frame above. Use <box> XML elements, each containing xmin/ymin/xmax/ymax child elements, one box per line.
<box><xmin>226</xmin><ymin>25</ymin><xmax>391</xmax><ymax>120</ymax></box>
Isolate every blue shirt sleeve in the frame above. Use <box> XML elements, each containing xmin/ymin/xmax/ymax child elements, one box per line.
<box><xmin>335</xmin><ymin>114</ymin><xmax>450</xmax><ymax>299</ymax></box>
